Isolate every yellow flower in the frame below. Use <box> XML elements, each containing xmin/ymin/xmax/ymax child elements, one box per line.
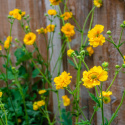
<box><xmin>88</xmin><ymin>25</ymin><xmax>105</xmax><ymax>47</ymax></box>
<box><xmin>86</xmin><ymin>46</ymin><xmax>94</xmax><ymax>56</ymax></box>
<box><xmin>25</xmin><ymin>26</ymin><xmax>29</xmax><ymax>29</ymax></box>
<box><xmin>18</xmin><ymin>118</ymin><xmax>22</xmax><ymax>123</ymax></box>
<box><xmin>0</xmin><ymin>92</ymin><xmax>2</xmax><ymax>97</ymax></box>
<box><xmin>46</xmin><ymin>24</ymin><xmax>55</xmax><ymax>32</ymax></box>
<box><xmin>4</xmin><ymin>36</ymin><xmax>12</xmax><ymax>49</ymax></box>
<box><xmin>23</xmin><ymin>32</ymin><xmax>36</xmax><ymax>45</ymax></box>
<box><xmin>33</xmin><ymin>104</ymin><xmax>39</xmax><ymax>111</ymax></box>
<box><xmin>38</xmin><ymin>90</ymin><xmax>46</xmax><ymax>94</ymax></box>
<box><xmin>9</xmin><ymin>9</ymin><xmax>26</xmax><ymax>20</ymax></box>
<box><xmin>94</xmin><ymin>0</ymin><xmax>102</xmax><ymax>8</ymax></box>
<box><xmin>102</xmin><ymin>91</ymin><xmax>112</xmax><ymax>97</ymax></box>
<box><xmin>61</xmin><ymin>12</ymin><xmax>72</xmax><ymax>20</ymax></box>
<box><xmin>49</xmin><ymin>0</ymin><xmax>61</xmax><ymax>5</ymax></box>
<box><xmin>101</xmin><ymin>91</ymin><xmax>112</xmax><ymax>104</ymax></box>
<box><xmin>54</xmin><ymin>71</ymin><xmax>72</xmax><ymax>89</ymax></box>
<box><xmin>21</xmin><ymin>11</ymin><xmax>26</xmax><ymax>17</ymax></box>
<box><xmin>61</xmin><ymin>23</ymin><xmax>75</xmax><ymax>38</ymax></box>
<box><xmin>67</xmin><ymin>49</ymin><xmax>74</xmax><ymax>57</ymax></box>
<box><xmin>37</xmin><ymin>100</ymin><xmax>45</xmax><ymax>107</ymax></box>
<box><xmin>123</xmin><ymin>56</ymin><xmax>125</xmax><ymax>64</ymax></box>
<box><xmin>36</xmin><ymin>27</ymin><xmax>47</xmax><ymax>34</ymax></box>
<box><xmin>48</xmin><ymin>9</ymin><xmax>57</xmax><ymax>16</ymax></box>
<box><xmin>82</xmin><ymin>66</ymin><xmax>108</xmax><ymax>89</ymax></box>
<box><xmin>103</xmin><ymin>97</ymin><xmax>111</xmax><ymax>104</ymax></box>
<box><xmin>0</xmin><ymin>45</ymin><xmax>2</xmax><ymax>51</ymax></box>
<box><xmin>62</xmin><ymin>95</ymin><xmax>70</xmax><ymax>106</ymax></box>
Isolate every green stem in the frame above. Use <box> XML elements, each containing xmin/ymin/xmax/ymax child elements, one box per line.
<box><xmin>30</xmin><ymin>58</ymin><xmax>55</xmax><ymax>89</ymax></box>
<box><xmin>57</xmin><ymin>91</ymin><xmax>62</xmax><ymax>124</ymax></box>
<box><xmin>101</xmin><ymin>82</ymin><xmax>104</xmax><ymax>125</ymax></box>
<box><xmin>67</xmin><ymin>42</ymin><xmax>78</xmax><ymax>68</ymax></box>
<box><xmin>0</xmin><ymin>117</ymin><xmax>5</xmax><ymax>125</ymax></box>
<box><xmin>81</xmin><ymin>6</ymin><xmax>95</xmax><ymax>47</ymax></box>
<box><xmin>118</xmin><ymin>28</ymin><xmax>123</xmax><ymax>45</ymax></box>
<box><xmin>73</xmin><ymin>57</ymin><xmax>78</xmax><ymax>69</ymax></box>
<box><xmin>90</xmin><ymin>106</ymin><xmax>98</xmax><ymax>123</ymax></box>
<box><xmin>52</xmin><ymin>41</ymin><xmax>66</xmax><ymax>74</ymax></box>
<box><xmin>0</xmin><ymin>101</ymin><xmax>7</xmax><ymax>125</ymax></box>
<box><xmin>106</xmin><ymin>38</ymin><xmax>124</xmax><ymax>59</ymax></box>
<box><xmin>82</xmin><ymin>60</ymin><xmax>89</xmax><ymax>71</ymax></box>
<box><xmin>78</xmin><ymin>106</ymin><xmax>87</xmax><ymax>121</ymax></box>
<box><xmin>106</xmin><ymin>67</ymin><xmax>122</xmax><ymax>92</ymax></box>
<box><xmin>5</xmin><ymin>21</ymin><xmax>19</xmax><ymax>125</ymax></box>
<box><xmin>14</xmin><ymin>73</ymin><xmax>29</xmax><ymax>125</ymax></box>
<box><xmin>83</xmin><ymin>8</ymin><xmax>94</xmax><ymax>46</ymax></box>
<box><xmin>76</xmin><ymin>60</ymin><xmax>82</xmax><ymax>122</ymax></box>
<box><xmin>108</xmin><ymin>90</ymin><xmax>125</xmax><ymax>125</ymax></box>
<box><xmin>95</xmin><ymin>86</ymin><xmax>99</xmax><ymax>97</ymax></box>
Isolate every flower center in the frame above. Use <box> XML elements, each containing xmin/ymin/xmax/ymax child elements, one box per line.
<box><xmin>66</xmin><ymin>28</ymin><xmax>70</xmax><ymax>31</ymax></box>
<box><xmin>96</xmin><ymin>31</ymin><xmax>100</xmax><ymax>37</ymax></box>
<box><xmin>91</xmin><ymin>75</ymin><xmax>97</xmax><ymax>79</ymax></box>
<box><xmin>98</xmin><ymin>0</ymin><xmax>102</xmax><ymax>4</ymax></box>
<box><xmin>28</xmin><ymin>36</ymin><xmax>31</xmax><ymax>40</ymax></box>
<box><xmin>88</xmin><ymin>72</ymin><xmax>98</xmax><ymax>80</ymax></box>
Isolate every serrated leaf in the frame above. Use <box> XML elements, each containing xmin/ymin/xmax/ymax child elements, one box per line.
<box><xmin>32</xmin><ymin>68</ymin><xmax>40</xmax><ymax>78</ymax></box>
<box><xmin>68</xmin><ymin>59</ymin><xmax>76</xmax><ymax>67</ymax></box>
<box><xmin>16</xmin><ymin>53</ymin><xmax>32</xmax><ymax>65</ymax></box>
<box><xmin>88</xmin><ymin>91</ymin><xmax>100</xmax><ymax>107</ymax></box>
<box><xmin>104</xmin><ymin>117</ymin><xmax>109</xmax><ymax>125</ymax></box>
<box><xmin>118</xmin><ymin>41</ymin><xmax>125</xmax><ymax>47</ymax></box>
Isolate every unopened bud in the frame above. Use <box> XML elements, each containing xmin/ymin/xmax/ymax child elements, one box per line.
<box><xmin>115</xmin><ymin>65</ymin><xmax>120</xmax><ymax>69</ymax></box>
<box><xmin>107</xmin><ymin>30</ymin><xmax>111</xmax><ymax>35</ymax></box>
<box><xmin>122</xmin><ymin>64</ymin><xmax>125</xmax><ymax>68</ymax></box>
<box><xmin>102</xmin><ymin>62</ymin><xmax>109</xmax><ymax>68</ymax></box>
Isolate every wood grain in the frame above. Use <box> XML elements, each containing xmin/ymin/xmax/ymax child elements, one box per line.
<box><xmin>0</xmin><ymin>0</ymin><xmax>125</xmax><ymax>125</ymax></box>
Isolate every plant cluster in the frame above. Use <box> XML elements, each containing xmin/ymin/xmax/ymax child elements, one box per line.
<box><xmin>0</xmin><ymin>0</ymin><xmax>125</xmax><ymax>125</ymax></box>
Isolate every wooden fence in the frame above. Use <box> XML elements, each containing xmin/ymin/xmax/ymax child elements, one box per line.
<box><xmin>0</xmin><ymin>0</ymin><xmax>125</xmax><ymax>125</ymax></box>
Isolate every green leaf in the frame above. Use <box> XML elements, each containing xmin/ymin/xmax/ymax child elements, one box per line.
<box><xmin>32</xmin><ymin>68</ymin><xmax>40</xmax><ymax>78</ymax></box>
<box><xmin>60</xmin><ymin>109</ymin><xmax>72</xmax><ymax>125</ymax></box>
<box><xmin>88</xmin><ymin>91</ymin><xmax>100</xmax><ymax>107</ymax></box>
<box><xmin>118</xmin><ymin>41</ymin><xmax>125</xmax><ymax>47</ymax></box>
<box><xmin>77</xmin><ymin>119</ymin><xmax>91</xmax><ymax>125</ymax></box>
<box><xmin>14</xmin><ymin>48</ymin><xmax>25</xmax><ymax>61</ymax></box>
<box><xmin>7</xmin><ymin>71</ymin><xmax>15</xmax><ymax>80</ymax></box>
<box><xmin>104</xmin><ymin>117</ymin><xmax>109</xmax><ymax>125</ymax></box>
<box><xmin>15</xmin><ymin>52</ymin><xmax>32</xmax><ymax>65</ymax></box>
<box><xmin>68</xmin><ymin>59</ymin><xmax>76</xmax><ymax>67</ymax></box>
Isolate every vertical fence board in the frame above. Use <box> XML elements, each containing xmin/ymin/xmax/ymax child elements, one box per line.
<box><xmin>1</xmin><ymin>0</ymin><xmax>125</xmax><ymax>125</ymax></box>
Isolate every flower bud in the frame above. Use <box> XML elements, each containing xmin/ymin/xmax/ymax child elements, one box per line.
<box><xmin>25</xmin><ymin>26</ymin><xmax>29</xmax><ymax>29</ymax></box>
<box><xmin>120</xmin><ymin>24</ymin><xmax>124</xmax><ymax>28</ymax></box>
<box><xmin>115</xmin><ymin>65</ymin><xmax>120</xmax><ymax>68</ymax></box>
<box><xmin>12</xmin><ymin>67</ymin><xmax>16</xmax><ymax>70</ymax></box>
<box><xmin>8</xmin><ymin>15</ymin><xmax>12</xmax><ymax>19</ymax></box>
<box><xmin>107</xmin><ymin>30</ymin><xmax>111</xmax><ymax>35</ymax></box>
<box><xmin>102</xmin><ymin>62</ymin><xmax>109</xmax><ymax>68</ymax></box>
<box><xmin>44</xmin><ymin>13</ymin><xmax>48</xmax><ymax>16</ymax></box>
<box><xmin>122</xmin><ymin>64</ymin><xmax>125</xmax><ymax>68</ymax></box>
<box><xmin>23</xmin><ymin>17</ymin><xmax>27</xmax><ymax>20</ymax></box>
<box><xmin>80</xmin><ymin>50</ymin><xmax>85</xmax><ymax>55</ymax></box>
<box><xmin>15</xmin><ymin>38</ymin><xmax>19</xmax><ymax>43</ymax></box>
<box><xmin>108</xmin><ymin>35</ymin><xmax>112</xmax><ymax>38</ymax></box>
<box><xmin>58</xmin><ymin>32</ymin><xmax>61</xmax><ymax>35</ymax></box>
<box><xmin>26</xmin><ymin>15</ymin><xmax>29</xmax><ymax>18</ymax></box>
<box><xmin>77</xmin><ymin>56</ymin><xmax>81</xmax><ymax>59</ymax></box>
